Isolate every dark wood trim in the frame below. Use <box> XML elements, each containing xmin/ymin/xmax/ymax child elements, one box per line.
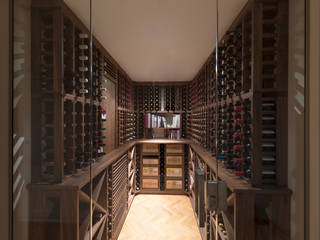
<box><xmin>252</xmin><ymin>0</ymin><xmax>263</xmax><ymax>91</ymax></box>
<box><xmin>252</xmin><ymin>93</ymin><xmax>262</xmax><ymax>185</ymax></box>
<box><xmin>305</xmin><ymin>0</ymin><xmax>309</xmax><ymax>238</ymax></box>
<box><xmin>30</xmin><ymin>139</ymin><xmax>291</xmax><ymax>195</ymax></box>
<box><xmin>270</xmin><ymin>194</ymin><xmax>291</xmax><ymax>239</ymax></box>
<box><xmin>234</xmin><ymin>192</ymin><xmax>255</xmax><ymax>240</ymax></box>
<box><xmin>133</xmin><ymin>81</ymin><xmax>190</xmax><ymax>86</ymax></box>
<box><xmin>60</xmin><ymin>141</ymin><xmax>135</xmax><ymax>188</ymax></box>
<box><xmin>9</xmin><ymin>0</ymin><xmax>13</xmax><ymax>239</ymax></box>
<box><xmin>0</xmin><ymin>0</ymin><xmax>13</xmax><ymax>238</ymax></box>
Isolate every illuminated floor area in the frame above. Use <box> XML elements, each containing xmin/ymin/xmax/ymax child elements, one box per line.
<box><xmin>118</xmin><ymin>194</ymin><xmax>202</xmax><ymax>240</ymax></box>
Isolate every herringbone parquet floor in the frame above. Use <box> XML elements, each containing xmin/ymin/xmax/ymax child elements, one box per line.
<box><xmin>118</xmin><ymin>194</ymin><xmax>202</xmax><ymax>240</ymax></box>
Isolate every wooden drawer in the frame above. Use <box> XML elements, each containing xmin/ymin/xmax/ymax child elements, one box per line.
<box><xmin>143</xmin><ymin>157</ymin><xmax>159</xmax><ymax>165</ymax></box>
<box><xmin>166</xmin><ymin>167</ymin><xmax>182</xmax><ymax>177</ymax></box>
<box><xmin>142</xmin><ymin>167</ymin><xmax>159</xmax><ymax>176</ymax></box>
<box><xmin>166</xmin><ymin>144</ymin><xmax>184</xmax><ymax>153</ymax></box>
<box><xmin>166</xmin><ymin>155</ymin><xmax>183</xmax><ymax>165</ymax></box>
<box><xmin>142</xmin><ymin>144</ymin><xmax>159</xmax><ymax>153</ymax></box>
<box><xmin>142</xmin><ymin>179</ymin><xmax>159</xmax><ymax>189</ymax></box>
<box><xmin>166</xmin><ymin>180</ymin><xmax>182</xmax><ymax>190</ymax></box>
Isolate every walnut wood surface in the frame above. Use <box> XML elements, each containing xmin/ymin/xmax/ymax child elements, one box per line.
<box><xmin>31</xmin><ymin>139</ymin><xmax>290</xmax><ymax>196</ymax></box>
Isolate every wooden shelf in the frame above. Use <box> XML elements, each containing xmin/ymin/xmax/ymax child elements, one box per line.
<box><xmin>145</xmin><ymin>127</ymin><xmax>180</xmax><ymax>129</ymax></box>
<box><xmin>142</xmin><ymin>110</ymin><xmax>186</xmax><ymax>114</ymax></box>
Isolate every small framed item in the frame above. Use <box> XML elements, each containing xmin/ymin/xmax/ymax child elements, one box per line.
<box><xmin>142</xmin><ymin>167</ymin><xmax>159</xmax><ymax>176</ymax></box>
<box><xmin>142</xmin><ymin>143</ymin><xmax>159</xmax><ymax>153</ymax></box>
<box><xmin>142</xmin><ymin>179</ymin><xmax>159</xmax><ymax>189</ymax></box>
<box><xmin>143</xmin><ymin>157</ymin><xmax>159</xmax><ymax>165</ymax></box>
<box><xmin>166</xmin><ymin>167</ymin><xmax>182</xmax><ymax>177</ymax></box>
<box><xmin>166</xmin><ymin>180</ymin><xmax>182</xmax><ymax>190</ymax></box>
<box><xmin>166</xmin><ymin>144</ymin><xmax>184</xmax><ymax>153</ymax></box>
<box><xmin>166</xmin><ymin>155</ymin><xmax>183</xmax><ymax>165</ymax></box>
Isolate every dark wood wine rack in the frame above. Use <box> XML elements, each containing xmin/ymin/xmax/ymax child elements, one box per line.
<box><xmin>29</xmin><ymin>139</ymin><xmax>291</xmax><ymax>240</ymax></box>
<box><xmin>187</xmin><ymin>143</ymin><xmax>290</xmax><ymax>240</ymax></box>
<box><xmin>118</xmin><ymin>109</ymin><xmax>137</xmax><ymax>145</ymax></box>
<box><xmin>134</xmin><ymin>83</ymin><xmax>189</xmax><ymax>139</ymax></box>
<box><xmin>31</xmin><ymin>0</ymin><xmax>129</xmax><ymax>183</ymax></box>
<box><xmin>107</xmin><ymin>154</ymin><xmax>129</xmax><ymax>240</ymax></box>
<box><xmin>135</xmin><ymin>142</ymin><xmax>187</xmax><ymax>194</ymax></box>
<box><xmin>30</xmin><ymin>1</ymin><xmax>138</xmax><ymax>238</ymax></box>
<box><xmin>187</xmin><ymin>0</ymin><xmax>288</xmax><ymax>187</ymax></box>
<box><xmin>117</xmin><ymin>73</ymin><xmax>137</xmax><ymax>145</ymax></box>
<box><xmin>28</xmin><ymin>0</ymin><xmax>291</xmax><ymax>240</ymax></box>
<box><xmin>30</xmin><ymin>143</ymin><xmax>137</xmax><ymax>240</ymax></box>
<box><xmin>135</xmin><ymin>84</ymin><xmax>189</xmax><ymax>112</ymax></box>
<box><xmin>118</xmin><ymin>72</ymin><xmax>133</xmax><ymax>110</ymax></box>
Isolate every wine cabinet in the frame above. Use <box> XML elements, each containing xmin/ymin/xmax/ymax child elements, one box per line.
<box><xmin>187</xmin><ymin>0</ymin><xmax>288</xmax><ymax>187</ymax></box>
<box><xmin>134</xmin><ymin>84</ymin><xmax>189</xmax><ymax>139</ymax></box>
<box><xmin>31</xmin><ymin>1</ymin><xmax>127</xmax><ymax>183</ymax></box>
<box><xmin>137</xmin><ymin>142</ymin><xmax>186</xmax><ymax>194</ymax></box>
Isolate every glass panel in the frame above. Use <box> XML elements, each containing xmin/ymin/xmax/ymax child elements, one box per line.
<box><xmin>12</xmin><ymin>0</ymin><xmax>306</xmax><ymax>240</ymax></box>
<box><xmin>12</xmin><ymin>1</ymin><xmax>32</xmax><ymax>239</ymax></box>
<box><xmin>288</xmin><ymin>0</ymin><xmax>305</xmax><ymax>239</ymax></box>
<box><xmin>12</xmin><ymin>0</ymin><xmax>94</xmax><ymax>239</ymax></box>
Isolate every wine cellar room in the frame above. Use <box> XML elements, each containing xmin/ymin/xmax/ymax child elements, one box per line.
<box><xmin>6</xmin><ymin>0</ymin><xmax>318</xmax><ymax>239</ymax></box>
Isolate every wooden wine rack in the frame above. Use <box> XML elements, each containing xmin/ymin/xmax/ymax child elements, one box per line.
<box><xmin>134</xmin><ymin>83</ymin><xmax>189</xmax><ymax>139</ymax></box>
<box><xmin>135</xmin><ymin>84</ymin><xmax>189</xmax><ymax>112</ymax></box>
<box><xmin>28</xmin><ymin>0</ymin><xmax>291</xmax><ymax>240</ymax></box>
<box><xmin>187</xmin><ymin>0</ymin><xmax>288</xmax><ymax>187</ymax></box>
<box><xmin>187</xmin><ymin>143</ymin><xmax>290</xmax><ymax>240</ymax></box>
<box><xmin>117</xmin><ymin>72</ymin><xmax>137</xmax><ymax>145</ymax></box>
<box><xmin>29</xmin><ymin>139</ymin><xmax>291</xmax><ymax>240</ymax></box>
<box><xmin>118</xmin><ymin>109</ymin><xmax>137</xmax><ymax>145</ymax></box>
<box><xmin>30</xmin><ymin>1</ymin><xmax>137</xmax><ymax>238</ymax></box>
<box><xmin>30</xmin><ymin>143</ymin><xmax>137</xmax><ymax>240</ymax></box>
<box><xmin>31</xmin><ymin>0</ymin><xmax>130</xmax><ymax>183</ymax></box>
<box><xmin>107</xmin><ymin>154</ymin><xmax>129</xmax><ymax>239</ymax></box>
<box><xmin>137</xmin><ymin>142</ymin><xmax>186</xmax><ymax>194</ymax></box>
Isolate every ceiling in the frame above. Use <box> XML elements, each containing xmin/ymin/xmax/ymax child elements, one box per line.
<box><xmin>64</xmin><ymin>0</ymin><xmax>247</xmax><ymax>82</ymax></box>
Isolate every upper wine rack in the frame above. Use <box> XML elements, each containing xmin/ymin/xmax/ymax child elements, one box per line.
<box><xmin>31</xmin><ymin>1</ymin><xmax>131</xmax><ymax>183</ymax></box>
<box><xmin>187</xmin><ymin>0</ymin><xmax>288</xmax><ymax>187</ymax></box>
<box><xmin>134</xmin><ymin>84</ymin><xmax>189</xmax><ymax>112</ymax></box>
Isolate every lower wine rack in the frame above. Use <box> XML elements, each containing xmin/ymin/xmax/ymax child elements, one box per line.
<box><xmin>29</xmin><ymin>143</ymin><xmax>136</xmax><ymax>240</ymax></box>
<box><xmin>29</xmin><ymin>139</ymin><xmax>290</xmax><ymax>240</ymax></box>
<box><xmin>108</xmin><ymin>154</ymin><xmax>128</xmax><ymax>240</ymax></box>
<box><xmin>188</xmin><ymin>143</ymin><xmax>291</xmax><ymax>240</ymax></box>
<box><xmin>137</xmin><ymin>142</ymin><xmax>186</xmax><ymax>194</ymax></box>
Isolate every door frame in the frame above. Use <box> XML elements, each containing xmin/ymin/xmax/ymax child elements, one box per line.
<box><xmin>306</xmin><ymin>0</ymin><xmax>320</xmax><ymax>239</ymax></box>
<box><xmin>0</xmin><ymin>0</ymin><xmax>12</xmax><ymax>239</ymax></box>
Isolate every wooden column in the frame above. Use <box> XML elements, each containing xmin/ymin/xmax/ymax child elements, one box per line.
<box><xmin>60</xmin><ymin>189</ymin><xmax>79</xmax><ymax>240</ymax></box>
<box><xmin>234</xmin><ymin>192</ymin><xmax>255</xmax><ymax>240</ymax></box>
<box><xmin>270</xmin><ymin>195</ymin><xmax>290</xmax><ymax>240</ymax></box>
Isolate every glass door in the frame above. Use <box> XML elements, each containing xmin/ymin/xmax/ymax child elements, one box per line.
<box><xmin>12</xmin><ymin>0</ymin><xmax>95</xmax><ymax>239</ymax></box>
<box><xmin>11</xmin><ymin>0</ymin><xmax>307</xmax><ymax>240</ymax></box>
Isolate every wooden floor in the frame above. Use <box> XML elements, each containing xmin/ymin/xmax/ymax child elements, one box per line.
<box><xmin>118</xmin><ymin>194</ymin><xmax>202</xmax><ymax>240</ymax></box>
